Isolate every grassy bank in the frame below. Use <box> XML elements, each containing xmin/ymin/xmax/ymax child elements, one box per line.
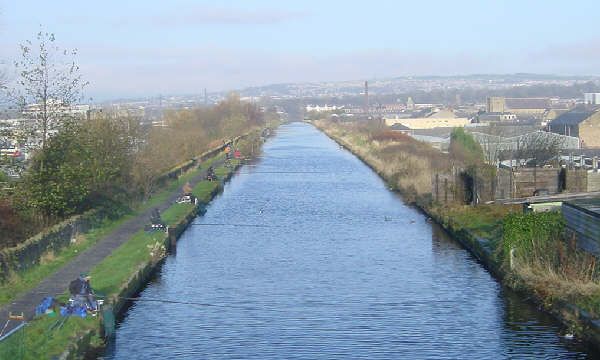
<box><xmin>0</xmin><ymin>155</ymin><xmax>222</xmax><ymax>308</ymax></box>
<box><xmin>0</xmin><ymin>158</ymin><xmax>241</xmax><ymax>359</ymax></box>
<box><xmin>313</xmin><ymin>120</ymin><xmax>600</xmax><ymax>344</ymax></box>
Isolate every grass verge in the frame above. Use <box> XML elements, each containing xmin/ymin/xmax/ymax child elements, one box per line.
<box><xmin>0</xmin><ymin>161</ymin><xmax>239</xmax><ymax>359</ymax></box>
<box><xmin>0</xmin><ymin>155</ymin><xmax>223</xmax><ymax>308</ymax></box>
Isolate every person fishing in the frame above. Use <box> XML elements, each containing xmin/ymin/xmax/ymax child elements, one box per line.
<box><xmin>69</xmin><ymin>273</ymin><xmax>97</xmax><ymax>312</ymax></box>
<box><xmin>224</xmin><ymin>144</ymin><xmax>231</xmax><ymax>160</ymax></box>
<box><xmin>206</xmin><ymin>165</ymin><xmax>215</xmax><ymax>181</ymax></box>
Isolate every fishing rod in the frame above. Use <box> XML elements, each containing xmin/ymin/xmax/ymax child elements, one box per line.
<box><xmin>237</xmin><ymin>171</ymin><xmax>354</xmax><ymax>174</ymax></box>
<box><xmin>190</xmin><ymin>223</ymin><xmax>281</xmax><ymax>228</ymax></box>
<box><xmin>109</xmin><ymin>296</ymin><xmax>289</xmax><ymax>313</ymax></box>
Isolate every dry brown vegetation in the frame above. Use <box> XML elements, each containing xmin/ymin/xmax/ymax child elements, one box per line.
<box><xmin>1</xmin><ymin>94</ymin><xmax>277</xmax><ymax>249</ymax></box>
<box><xmin>512</xmin><ymin>234</ymin><xmax>600</xmax><ymax>314</ymax></box>
<box><xmin>316</xmin><ymin>120</ymin><xmax>452</xmax><ymax>201</ymax></box>
<box><xmin>316</xmin><ymin>119</ymin><xmax>600</xmax><ymax>319</ymax></box>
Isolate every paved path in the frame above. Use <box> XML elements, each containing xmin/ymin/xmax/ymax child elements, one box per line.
<box><xmin>0</xmin><ymin>162</ymin><xmax>221</xmax><ymax>336</ymax></box>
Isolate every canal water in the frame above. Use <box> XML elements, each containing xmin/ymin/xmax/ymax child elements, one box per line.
<box><xmin>104</xmin><ymin>122</ymin><xmax>595</xmax><ymax>359</ymax></box>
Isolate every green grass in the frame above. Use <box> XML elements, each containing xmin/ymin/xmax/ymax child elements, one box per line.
<box><xmin>575</xmin><ymin>292</ymin><xmax>600</xmax><ymax>318</ymax></box>
<box><xmin>0</xmin><ymin>214</ymin><xmax>135</xmax><ymax>307</ymax></box>
<box><xmin>137</xmin><ymin>154</ymin><xmax>222</xmax><ymax>209</ymax></box>
<box><xmin>192</xmin><ymin>181</ymin><xmax>221</xmax><ymax>202</ymax></box>
<box><xmin>89</xmin><ymin>162</ymin><xmax>236</xmax><ymax>298</ymax></box>
<box><xmin>0</xmin><ymin>315</ymin><xmax>99</xmax><ymax>360</ymax></box>
<box><xmin>438</xmin><ymin>204</ymin><xmax>519</xmax><ymax>241</ymax></box>
<box><xmin>0</xmin><ymin>153</ymin><xmax>240</xmax><ymax>358</ymax></box>
<box><xmin>90</xmin><ymin>230</ymin><xmax>165</xmax><ymax>296</ymax></box>
<box><xmin>162</xmin><ymin>203</ymin><xmax>195</xmax><ymax>225</ymax></box>
<box><xmin>0</xmin><ymin>154</ymin><xmax>225</xmax><ymax>308</ymax></box>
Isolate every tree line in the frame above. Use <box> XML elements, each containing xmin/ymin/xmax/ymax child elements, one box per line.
<box><xmin>0</xmin><ymin>32</ymin><xmax>275</xmax><ymax>248</ymax></box>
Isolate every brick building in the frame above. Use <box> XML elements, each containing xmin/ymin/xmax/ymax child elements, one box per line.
<box><xmin>548</xmin><ymin>108</ymin><xmax>600</xmax><ymax>148</ymax></box>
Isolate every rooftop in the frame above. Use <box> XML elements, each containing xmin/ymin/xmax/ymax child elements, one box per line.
<box><xmin>390</xmin><ymin>123</ymin><xmax>411</xmax><ymax>131</ymax></box>
<box><xmin>505</xmin><ymin>98</ymin><xmax>550</xmax><ymax>109</ymax></box>
<box><xmin>564</xmin><ymin>198</ymin><xmax>600</xmax><ymax>218</ymax></box>
<box><xmin>550</xmin><ymin>110</ymin><xmax>596</xmax><ymax>126</ymax></box>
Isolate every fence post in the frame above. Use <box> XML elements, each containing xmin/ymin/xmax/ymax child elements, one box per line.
<box><xmin>509</xmin><ymin>247</ymin><xmax>515</xmax><ymax>270</ymax></box>
<box><xmin>444</xmin><ymin>178</ymin><xmax>448</xmax><ymax>204</ymax></box>
<box><xmin>435</xmin><ymin>173</ymin><xmax>439</xmax><ymax>202</ymax></box>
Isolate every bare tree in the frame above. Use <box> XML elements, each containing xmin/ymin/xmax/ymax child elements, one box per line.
<box><xmin>8</xmin><ymin>31</ymin><xmax>87</xmax><ymax>149</ymax></box>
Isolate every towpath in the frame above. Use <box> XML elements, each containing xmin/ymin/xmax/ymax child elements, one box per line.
<box><xmin>0</xmin><ymin>161</ymin><xmax>221</xmax><ymax>336</ymax></box>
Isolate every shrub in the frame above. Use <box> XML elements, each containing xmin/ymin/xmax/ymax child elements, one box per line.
<box><xmin>450</xmin><ymin>127</ymin><xmax>484</xmax><ymax>165</ymax></box>
<box><xmin>0</xmin><ymin>198</ymin><xmax>28</xmax><ymax>248</ymax></box>
<box><xmin>501</xmin><ymin>211</ymin><xmax>564</xmax><ymax>263</ymax></box>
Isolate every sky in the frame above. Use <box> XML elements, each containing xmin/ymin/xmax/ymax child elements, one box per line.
<box><xmin>0</xmin><ymin>0</ymin><xmax>599</xmax><ymax>100</ymax></box>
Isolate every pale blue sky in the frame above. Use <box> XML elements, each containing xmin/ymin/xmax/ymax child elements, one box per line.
<box><xmin>1</xmin><ymin>0</ymin><xmax>598</xmax><ymax>99</ymax></box>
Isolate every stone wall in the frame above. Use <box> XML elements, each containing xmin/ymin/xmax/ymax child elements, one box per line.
<box><xmin>565</xmin><ymin>169</ymin><xmax>588</xmax><ymax>193</ymax></box>
<box><xmin>511</xmin><ymin>168</ymin><xmax>559</xmax><ymax>197</ymax></box>
<box><xmin>579</xmin><ymin>112</ymin><xmax>600</xmax><ymax>148</ymax></box>
<box><xmin>432</xmin><ymin>173</ymin><xmax>457</xmax><ymax>204</ymax></box>
<box><xmin>0</xmin><ymin>210</ymin><xmax>105</xmax><ymax>281</ymax></box>
<box><xmin>0</xmin><ymin>139</ymin><xmax>243</xmax><ymax>283</ymax></box>
<box><xmin>587</xmin><ymin>172</ymin><xmax>600</xmax><ymax>192</ymax></box>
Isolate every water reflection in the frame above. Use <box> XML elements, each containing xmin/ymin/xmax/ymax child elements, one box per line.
<box><xmin>104</xmin><ymin>123</ymin><xmax>595</xmax><ymax>359</ymax></box>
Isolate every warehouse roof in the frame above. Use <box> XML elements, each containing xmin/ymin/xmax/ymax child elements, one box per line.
<box><xmin>505</xmin><ymin>98</ymin><xmax>550</xmax><ymax>109</ymax></box>
<box><xmin>564</xmin><ymin>198</ymin><xmax>600</xmax><ymax>218</ymax></box>
<box><xmin>550</xmin><ymin>110</ymin><xmax>596</xmax><ymax>126</ymax></box>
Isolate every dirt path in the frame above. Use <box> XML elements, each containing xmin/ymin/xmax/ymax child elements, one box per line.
<box><xmin>0</xmin><ymin>163</ymin><xmax>220</xmax><ymax>336</ymax></box>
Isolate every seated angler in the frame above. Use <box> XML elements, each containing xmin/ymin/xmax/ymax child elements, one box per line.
<box><xmin>68</xmin><ymin>273</ymin><xmax>97</xmax><ymax>312</ymax></box>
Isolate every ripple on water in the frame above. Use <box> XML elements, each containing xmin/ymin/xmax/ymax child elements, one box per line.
<box><xmin>103</xmin><ymin>123</ymin><xmax>595</xmax><ymax>360</ymax></box>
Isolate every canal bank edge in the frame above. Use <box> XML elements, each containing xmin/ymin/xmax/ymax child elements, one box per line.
<box><xmin>309</xmin><ymin>120</ymin><xmax>600</xmax><ymax>351</ymax></box>
<box><xmin>0</xmin><ymin>132</ymin><xmax>247</xmax><ymax>307</ymax></box>
<box><xmin>66</xmin><ymin>131</ymin><xmax>273</xmax><ymax>359</ymax></box>
<box><xmin>56</xmin><ymin>165</ymin><xmax>238</xmax><ymax>359</ymax></box>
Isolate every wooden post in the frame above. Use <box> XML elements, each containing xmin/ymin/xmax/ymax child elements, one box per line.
<box><xmin>509</xmin><ymin>247</ymin><xmax>515</xmax><ymax>270</ymax></box>
<box><xmin>167</xmin><ymin>226</ymin><xmax>176</xmax><ymax>253</ymax></box>
<box><xmin>444</xmin><ymin>177</ymin><xmax>448</xmax><ymax>204</ymax></box>
<box><xmin>435</xmin><ymin>173</ymin><xmax>439</xmax><ymax>202</ymax></box>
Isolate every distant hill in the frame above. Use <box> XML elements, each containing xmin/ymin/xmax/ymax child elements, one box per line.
<box><xmin>235</xmin><ymin>74</ymin><xmax>600</xmax><ymax>100</ymax></box>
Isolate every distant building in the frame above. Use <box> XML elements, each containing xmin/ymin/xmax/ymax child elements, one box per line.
<box><xmin>385</xmin><ymin>117</ymin><xmax>470</xmax><ymax>129</ymax></box>
<box><xmin>385</xmin><ymin>107</ymin><xmax>470</xmax><ymax>129</ymax></box>
<box><xmin>375</xmin><ymin>103</ymin><xmax>405</xmax><ymax>114</ymax></box>
<box><xmin>22</xmin><ymin>100</ymin><xmax>90</xmax><ymax>118</ymax></box>
<box><xmin>548</xmin><ymin>108</ymin><xmax>600</xmax><ymax>147</ymax></box>
<box><xmin>305</xmin><ymin>104</ymin><xmax>341</xmax><ymax>113</ymax></box>
<box><xmin>389</xmin><ymin>123</ymin><xmax>413</xmax><ymax>135</ymax></box>
<box><xmin>406</xmin><ymin>97</ymin><xmax>415</xmax><ymax>110</ymax></box>
<box><xmin>486</xmin><ymin>97</ymin><xmax>550</xmax><ymax>117</ymax></box>
<box><xmin>478</xmin><ymin>112</ymin><xmax>517</xmax><ymax>122</ymax></box>
<box><xmin>543</xmin><ymin>109</ymin><xmax>568</xmax><ymax>123</ymax></box>
<box><xmin>487</xmin><ymin>97</ymin><xmax>505</xmax><ymax>113</ymax></box>
<box><xmin>427</xmin><ymin>109</ymin><xmax>458</xmax><ymax>119</ymax></box>
<box><xmin>469</xmin><ymin>130</ymin><xmax>580</xmax><ymax>163</ymax></box>
<box><xmin>584</xmin><ymin>93</ymin><xmax>600</xmax><ymax>105</ymax></box>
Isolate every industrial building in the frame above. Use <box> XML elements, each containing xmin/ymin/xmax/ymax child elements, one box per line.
<box><xmin>548</xmin><ymin>108</ymin><xmax>600</xmax><ymax>147</ymax></box>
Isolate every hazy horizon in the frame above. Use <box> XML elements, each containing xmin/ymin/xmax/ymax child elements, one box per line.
<box><xmin>1</xmin><ymin>0</ymin><xmax>599</xmax><ymax>100</ymax></box>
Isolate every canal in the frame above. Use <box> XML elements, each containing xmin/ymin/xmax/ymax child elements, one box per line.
<box><xmin>104</xmin><ymin>122</ymin><xmax>594</xmax><ymax>359</ymax></box>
